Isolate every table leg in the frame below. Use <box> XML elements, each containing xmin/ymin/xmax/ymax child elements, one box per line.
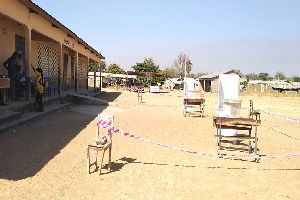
<box><xmin>254</xmin><ymin>120</ymin><xmax>258</xmax><ymax>155</ymax></box>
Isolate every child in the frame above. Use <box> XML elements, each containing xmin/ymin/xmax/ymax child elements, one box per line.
<box><xmin>31</xmin><ymin>64</ymin><xmax>44</xmax><ymax>112</ymax></box>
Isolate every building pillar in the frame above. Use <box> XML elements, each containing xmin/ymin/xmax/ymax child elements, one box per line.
<box><xmin>86</xmin><ymin>57</ymin><xmax>89</xmax><ymax>90</ymax></box>
<box><xmin>24</xmin><ymin>26</ymin><xmax>31</xmax><ymax>101</ymax></box>
<box><xmin>93</xmin><ymin>61</ymin><xmax>96</xmax><ymax>92</ymax></box>
<box><xmin>57</xmin><ymin>42</ymin><xmax>63</xmax><ymax>95</ymax></box>
<box><xmin>75</xmin><ymin>51</ymin><xmax>78</xmax><ymax>92</ymax></box>
<box><xmin>99</xmin><ymin>61</ymin><xmax>102</xmax><ymax>92</ymax></box>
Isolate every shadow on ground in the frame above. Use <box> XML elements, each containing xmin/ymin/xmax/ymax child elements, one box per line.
<box><xmin>0</xmin><ymin>91</ymin><xmax>121</xmax><ymax>181</ymax></box>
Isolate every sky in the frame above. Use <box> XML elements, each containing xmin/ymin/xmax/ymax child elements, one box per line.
<box><xmin>32</xmin><ymin>0</ymin><xmax>300</xmax><ymax>78</ymax></box>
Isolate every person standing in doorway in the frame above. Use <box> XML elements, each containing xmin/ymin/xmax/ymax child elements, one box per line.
<box><xmin>3</xmin><ymin>52</ymin><xmax>18</xmax><ymax>100</ymax></box>
<box><xmin>16</xmin><ymin>50</ymin><xmax>25</xmax><ymax>97</ymax></box>
<box><xmin>31</xmin><ymin>64</ymin><xmax>44</xmax><ymax>112</ymax></box>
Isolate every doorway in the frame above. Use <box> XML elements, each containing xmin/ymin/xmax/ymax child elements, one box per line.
<box><xmin>63</xmin><ymin>53</ymin><xmax>68</xmax><ymax>89</ymax></box>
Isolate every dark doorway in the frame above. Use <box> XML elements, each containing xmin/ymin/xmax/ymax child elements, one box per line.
<box><xmin>63</xmin><ymin>53</ymin><xmax>68</xmax><ymax>89</ymax></box>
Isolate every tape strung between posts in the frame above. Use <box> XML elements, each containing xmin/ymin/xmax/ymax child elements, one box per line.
<box><xmin>97</xmin><ymin>117</ymin><xmax>300</xmax><ymax>160</ymax></box>
<box><xmin>242</xmin><ymin>107</ymin><xmax>300</xmax><ymax>122</ymax></box>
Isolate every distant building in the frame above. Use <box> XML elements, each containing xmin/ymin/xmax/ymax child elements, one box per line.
<box><xmin>88</xmin><ymin>72</ymin><xmax>137</xmax><ymax>87</ymax></box>
<box><xmin>198</xmin><ymin>70</ymin><xmax>239</xmax><ymax>93</ymax></box>
<box><xmin>247</xmin><ymin>80</ymin><xmax>300</xmax><ymax>94</ymax></box>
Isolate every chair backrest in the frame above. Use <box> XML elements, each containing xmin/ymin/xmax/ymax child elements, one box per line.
<box><xmin>200</xmin><ymin>92</ymin><xmax>204</xmax><ymax>99</ymax></box>
<box><xmin>250</xmin><ymin>100</ymin><xmax>253</xmax><ymax>112</ymax></box>
<box><xmin>97</xmin><ymin>115</ymin><xmax>114</xmax><ymax>144</ymax></box>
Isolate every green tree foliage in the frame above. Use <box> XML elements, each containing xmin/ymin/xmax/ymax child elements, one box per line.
<box><xmin>195</xmin><ymin>72</ymin><xmax>207</xmax><ymax>78</ymax></box>
<box><xmin>245</xmin><ymin>73</ymin><xmax>260</xmax><ymax>81</ymax></box>
<box><xmin>188</xmin><ymin>73</ymin><xmax>196</xmax><ymax>78</ymax></box>
<box><xmin>88</xmin><ymin>60</ymin><xmax>106</xmax><ymax>72</ymax></box>
<box><xmin>160</xmin><ymin>68</ymin><xmax>172</xmax><ymax>78</ymax></box>
<box><xmin>131</xmin><ymin>57</ymin><xmax>161</xmax><ymax>86</ymax></box>
<box><xmin>274</xmin><ymin>71</ymin><xmax>286</xmax><ymax>80</ymax></box>
<box><xmin>259</xmin><ymin>73</ymin><xmax>270</xmax><ymax>81</ymax></box>
<box><xmin>131</xmin><ymin>57</ymin><xmax>159</xmax><ymax>72</ymax></box>
<box><xmin>105</xmin><ymin>63</ymin><xmax>125</xmax><ymax>74</ymax></box>
<box><xmin>234</xmin><ymin>69</ymin><xmax>243</xmax><ymax>77</ymax></box>
<box><xmin>291</xmin><ymin>76</ymin><xmax>300</xmax><ymax>82</ymax></box>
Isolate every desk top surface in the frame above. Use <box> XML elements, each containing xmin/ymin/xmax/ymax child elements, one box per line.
<box><xmin>184</xmin><ymin>98</ymin><xmax>205</xmax><ymax>103</ymax></box>
<box><xmin>0</xmin><ymin>78</ymin><xmax>10</xmax><ymax>88</ymax></box>
<box><xmin>213</xmin><ymin>116</ymin><xmax>261</xmax><ymax>127</ymax></box>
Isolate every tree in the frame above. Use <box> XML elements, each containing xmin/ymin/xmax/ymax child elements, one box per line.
<box><xmin>131</xmin><ymin>57</ymin><xmax>161</xmax><ymax>86</ymax></box>
<box><xmin>195</xmin><ymin>72</ymin><xmax>207</xmax><ymax>78</ymax></box>
<box><xmin>274</xmin><ymin>71</ymin><xmax>286</xmax><ymax>80</ymax></box>
<box><xmin>165</xmin><ymin>67</ymin><xmax>177</xmax><ymax>78</ymax></box>
<box><xmin>160</xmin><ymin>68</ymin><xmax>172</xmax><ymax>78</ymax></box>
<box><xmin>292</xmin><ymin>76</ymin><xmax>300</xmax><ymax>82</ymax></box>
<box><xmin>171</xmin><ymin>52</ymin><xmax>193</xmax><ymax>78</ymax></box>
<box><xmin>88</xmin><ymin>60</ymin><xmax>106</xmax><ymax>72</ymax></box>
<box><xmin>245</xmin><ymin>73</ymin><xmax>260</xmax><ymax>81</ymax></box>
<box><xmin>131</xmin><ymin>57</ymin><xmax>159</xmax><ymax>73</ymax></box>
<box><xmin>105</xmin><ymin>63</ymin><xmax>125</xmax><ymax>74</ymax></box>
<box><xmin>234</xmin><ymin>69</ymin><xmax>243</xmax><ymax>77</ymax></box>
<box><xmin>258</xmin><ymin>73</ymin><xmax>270</xmax><ymax>81</ymax></box>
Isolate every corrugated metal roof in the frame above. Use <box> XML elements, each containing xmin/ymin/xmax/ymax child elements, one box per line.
<box><xmin>199</xmin><ymin>69</ymin><xmax>235</xmax><ymax>79</ymax></box>
<box><xmin>248</xmin><ymin>80</ymin><xmax>299</xmax><ymax>90</ymax></box>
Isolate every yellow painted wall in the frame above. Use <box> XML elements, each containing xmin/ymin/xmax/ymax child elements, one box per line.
<box><xmin>0</xmin><ymin>0</ymin><xmax>102</xmax><ymax>85</ymax></box>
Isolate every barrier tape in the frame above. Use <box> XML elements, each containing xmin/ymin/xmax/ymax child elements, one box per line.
<box><xmin>242</xmin><ymin>107</ymin><xmax>300</xmax><ymax>123</ymax></box>
<box><xmin>97</xmin><ymin>118</ymin><xmax>300</xmax><ymax>160</ymax></box>
<box><xmin>97</xmin><ymin>117</ymin><xmax>113</xmax><ymax>141</ymax></box>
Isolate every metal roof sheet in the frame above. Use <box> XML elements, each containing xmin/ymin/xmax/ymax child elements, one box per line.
<box><xmin>199</xmin><ymin>69</ymin><xmax>235</xmax><ymax>79</ymax></box>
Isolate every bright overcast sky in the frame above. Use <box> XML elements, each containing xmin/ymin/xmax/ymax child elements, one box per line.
<box><xmin>33</xmin><ymin>0</ymin><xmax>300</xmax><ymax>77</ymax></box>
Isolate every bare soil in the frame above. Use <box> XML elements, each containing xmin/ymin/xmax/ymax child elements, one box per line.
<box><xmin>0</xmin><ymin>88</ymin><xmax>299</xmax><ymax>199</ymax></box>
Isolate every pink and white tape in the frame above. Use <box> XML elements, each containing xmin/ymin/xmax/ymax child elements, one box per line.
<box><xmin>97</xmin><ymin>118</ymin><xmax>300</xmax><ymax>160</ymax></box>
<box><xmin>242</xmin><ymin>107</ymin><xmax>300</xmax><ymax>122</ymax></box>
<box><xmin>97</xmin><ymin>117</ymin><xmax>113</xmax><ymax>141</ymax></box>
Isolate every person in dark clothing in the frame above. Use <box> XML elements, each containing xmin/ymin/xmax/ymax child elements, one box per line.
<box><xmin>16</xmin><ymin>51</ymin><xmax>24</xmax><ymax>97</ymax></box>
<box><xmin>3</xmin><ymin>52</ymin><xmax>18</xmax><ymax>100</ymax></box>
<box><xmin>31</xmin><ymin>64</ymin><xmax>44</xmax><ymax>112</ymax></box>
<box><xmin>0</xmin><ymin>75</ymin><xmax>6</xmax><ymax>106</ymax></box>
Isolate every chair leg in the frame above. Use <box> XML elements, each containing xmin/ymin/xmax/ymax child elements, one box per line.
<box><xmin>108</xmin><ymin>146</ymin><xmax>112</xmax><ymax>172</ymax></box>
<box><xmin>94</xmin><ymin>150</ymin><xmax>98</xmax><ymax>169</ymax></box>
<box><xmin>99</xmin><ymin>150</ymin><xmax>105</xmax><ymax>175</ymax></box>
<box><xmin>87</xmin><ymin>147</ymin><xmax>90</xmax><ymax>174</ymax></box>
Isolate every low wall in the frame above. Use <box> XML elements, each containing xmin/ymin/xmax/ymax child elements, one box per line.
<box><xmin>241</xmin><ymin>89</ymin><xmax>300</xmax><ymax>97</ymax></box>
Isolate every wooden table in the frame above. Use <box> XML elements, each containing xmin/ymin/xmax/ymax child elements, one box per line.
<box><xmin>213</xmin><ymin>116</ymin><xmax>261</xmax><ymax>155</ymax></box>
<box><xmin>0</xmin><ymin>78</ymin><xmax>10</xmax><ymax>102</ymax></box>
<box><xmin>183</xmin><ymin>98</ymin><xmax>205</xmax><ymax>117</ymax></box>
<box><xmin>0</xmin><ymin>78</ymin><xmax>10</xmax><ymax>88</ymax></box>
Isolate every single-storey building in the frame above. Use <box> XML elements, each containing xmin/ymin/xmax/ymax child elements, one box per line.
<box><xmin>88</xmin><ymin>72</ymin><xmax>137</xmax><ymax>88</ymax></box>
<box><xmin>163</xmin><ymin>78</ymin><xmax>182</xmax><ymax>90</ymax></box>
<box><xmin>0</xmin><ymin>0</ymin><xmax>104</xmax><ymax>101</ymax></box>
<box><xmin>198</xmin><ymin>70</ymin><xmax>239</xmax><ymax>93</ymax></box>
<box><xmin>247</xmin><ymin>80</ymin><xmax>300</xmax><ymax>94</ymax></box>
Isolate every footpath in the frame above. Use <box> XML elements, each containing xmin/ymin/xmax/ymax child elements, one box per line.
<box><xmin>0</xmin><ymin>88</ymin><xmax>112</xmax><ymax>134</ymax></box>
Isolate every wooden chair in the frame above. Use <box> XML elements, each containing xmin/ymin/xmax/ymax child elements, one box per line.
<box><xmin>249</xmin><ymin>100</ymin><xmax>260</xmax><ymax>120</ymax></box>
<box><xmin>137</xmin><ymin>89</ymin><xmax>143</xmax><ymax>104</ymax></box>
<box><xmin>87</xmin><ymin>115</ymin><xmax>113</xmax><ymax>175</ymax></box>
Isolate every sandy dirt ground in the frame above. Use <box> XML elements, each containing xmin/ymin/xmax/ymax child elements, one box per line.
<box><xmin>0</xmin><ymin>87</ymin><xmax>299</xmax><ymax>199</ymax></box>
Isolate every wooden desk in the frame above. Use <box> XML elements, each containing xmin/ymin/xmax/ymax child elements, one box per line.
<box><xmin>0</xmin><ymin>78</ymin><xmax>10</xmax><ymax>88</ymax></box>
<box><xmin>0</xmin><ymin>78</ymin><xmax>10</xmax><ymax>102</ymax></box>
<box><xmin>183</xmin><ymin>98</ymin><xmax>205</xmax><ymax>117</ymax></box>
<box><xmin>213</xmin><ymin>116</ymin><xmax>261</xmax><ymax>155</ymax></box>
